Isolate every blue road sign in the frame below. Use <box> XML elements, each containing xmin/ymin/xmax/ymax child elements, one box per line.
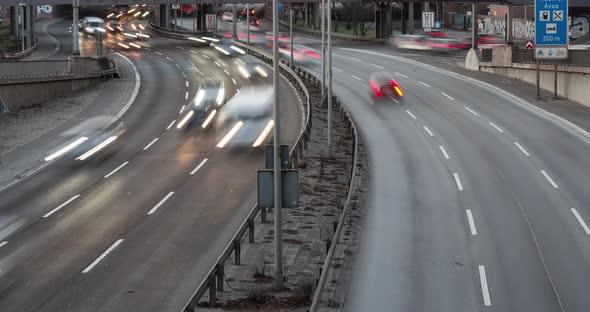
<box><xmin>434</xmin><ymin>21</ymin><xmax>441</xmax><ymax>28</ymax></box>
<box><xmin>535</xmin><ymin>0</ymin><xmax>568</xmax><ymax>46</ymax></box>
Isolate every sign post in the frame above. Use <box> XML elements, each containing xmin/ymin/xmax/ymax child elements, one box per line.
<box><xmin>422</xmin><ymin>12</ymin><xmax>434</xmax><ymax>32</ymax></box>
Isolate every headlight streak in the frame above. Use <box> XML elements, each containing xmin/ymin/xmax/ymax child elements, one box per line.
<box><xmin>76</xmin><ymin>136</ymin><xmax>117</xmax><ymax>161</ymax></box>
<box><xmin>217</xmin><ymin>121</ymin><xmax>243</xmax><ymax>148</ymax></box>
<box><xmin>44</xmin><ymin>137</ymin><xmax>89</xmax><ymax>162</ymax></box>
<box><xmin>252</xmin><ymin>120</ymin><xmax>274</xmax><ymax>147</ymax></box>
<box><xmin>201</xmin><ymin>109</ymin><xmax>217</xmax><ymax>128</ymax></box>
<box><xmin>176</xmin><ymin>110</ymin><xmax>195</xmax><ymax>129</ymax></box>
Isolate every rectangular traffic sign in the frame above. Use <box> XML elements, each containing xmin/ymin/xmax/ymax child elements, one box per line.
<box><xmin>535</xmin><ymin>47</ymin><xmax>568</xmax><ymax>59</ymax></box>
<box><xmin>206</xmin><ymin>14</ymin><xmax>216</xmax><ymax>29</ymax></box>
<box><xmin>422</xmin><ymin>12</ymin><xmax>434</xmax><ymax>29</ymax></box>
<box><xmin>535</xmin><ymin>0</ymin><xmax>568</xmax><ymax>46</ymax></box>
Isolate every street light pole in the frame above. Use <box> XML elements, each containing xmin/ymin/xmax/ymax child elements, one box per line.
<box><xmin>72</xmin><ymin>0</ymin><xmax>80</xmax><ymax>55</ymax></box>
<box><xmin>290</xmin><ymin>8</ymin><xmax>294</xmax><ymax>68</ymax></box>
<box><xmin>327</xmin><ymin>0</ymin><xmax>332</xmax><ymax>157</ymax></box>
<box><xmin>272</xmin><ymin>0</ymin><xmax>283</xmax><ymax>291</ymax></box>
<box><xmin>321</xmin><ymin>0</ymin><xmax>325</xmax><ymax>99</ymax></box>
<box><xmin>232</xmin><ymin>3</ymin><xmax>237</xmax><ymax>38</ymax></box>
<box><xmin>246</xmin><ymin>4</ymin><xmax>250</xmax><ymax>45</ymax></box>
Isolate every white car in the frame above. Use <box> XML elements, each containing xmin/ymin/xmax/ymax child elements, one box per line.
<box><xmin>221</xmin><ymin>12</ymin><xmax>233</xmax><ymax>22</ymax></box>
<box><xmin>79</xmin><ymin>16</ymin><xmax>105</xmax><ymax>35</ymax></box>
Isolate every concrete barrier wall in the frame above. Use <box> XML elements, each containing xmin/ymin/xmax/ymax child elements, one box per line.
<box><xmin>480</xmin><ymin>62</ymin><xmax>590</xmax><ymax>106</ymax></box>
<box><xmin>0</xmin><ymin>56</ymin><xmax>112</xmax><ymax>78</ymax></box>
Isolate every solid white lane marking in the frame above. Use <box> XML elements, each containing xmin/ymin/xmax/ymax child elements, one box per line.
<box><xmin>406</xmin><ymin>110</ymin><xmax>417</xmax><ymax>120</ymax></box>
<box><xmin>423</xmin><ymin>126</ymin><xmax>434</xmax><ymax>137</ymax></box>
<box><xmin>478</xmin><ymin>265</ymin><xmax>492</xmax><ymax>306</ymax></box>
<box><xmin>224</xmin><ymin>69</ymin><xmax>230</xmax><ymax>76</ymax></box>
<box><xmin>179</xmin><ymin>105</ymin><xmax>186</xmax><ymax>114</ymax></box>
<box><xmin>371</xmin><ymin>63</ymin><xmax>384</xmax><ymax>69</ymax></box>
<box><xmin>453</xmin><ymin>173</ymin><xmax>464</xmax><ymax>191</ymax></box>
<box><xmin>144</xmin><ymin>47</ymin><xmax>151</xmax><ymax>51</ymax></box>
<box><xmin>347</xmin><ymin>56</ymin><xmax>361</xmax><ymax>61</ymax></box>
<box><xmin>175</xmin><ymin>63</ymin><xmax>181</xmax><ymax>69</ymax></box>
<box><xmin>143</xmin><ymin>138</ymin><xmax>159</xmax><ymax>151</ymax></box>
<box><xmin>104</xmin><ymin>161</ymin><xmax>129</xmax><ymax>179</ymax></box>
<box><xmin>202</xmin><ymin>54</ymin><xmax>210</xmax><ymax>59</ymax></box>
<box><xmin>541</xmin><ymin>170</ymin><xmax>559</xmax><ymax>189</ymax></box>
<box><xmin>147</xmin><ymin>191</ymin><xmax>174</xmax><ymax>215</ymax></box>
<box><xmin>439</xmin><ymin>146</ymin><xmax>450</xmax><ymax>159</ymax></box>
<box><xmin>232</xmin><ymin>78</ymin><xmax>237</xmax><ymax>85</ymax></box>
<box><xmin>489</xmin><ymin>122</ymin><xmax>504</xmax><ymax>133</ymax></box>
<box><xmin>176</xmin><ymin>46</ymin><xmax>185</xmax><ymax>50</ymax></box>
<box><xmin>332</xmin><ymin>67</ymin><xmax>343</xmax><ymax>72</ymax></box>
<box><xmin>190</xmin><ymin>158</ymin><xmax>209</xmax><ymax>175</ymax></box>
<box><xmin>395</xmin><ymin>72</ymin><xmax>408</xmax><ymax>78</ymax></box>
<box><xmin>43</xmin><ymin>195</ymin><xmax>81</xmax><ymax>218</ymax></box>
<box><xmin>464</xmin><ymin>107</ymin><xmax>479</xmax><ymax>116</ymax></box>
<box><xmin>441</xmin><ymin>92</ymin><xmax>455</xmax><ymax>100</ymax></box>
<box><xmin>166</xmin><ymin>120</ymin><xmax>177</xmax><ymax>130</ymax></box>
<box><xmin>514</xmin><ymin>142</ymin><xmax>530</xmax><ymax>157</ymax></box>
<box><xmin>351</xmin><ymin>75</ymin><xmax>362</xmax><ymax>81</ymax></box>
<box><xmin>187</xmin><ymin>59</ymin><xmax>203</xmax><ymax>76</ymax></box>
<box><xmin>82</xmin><ymin>239</ymin><xmax>124</xmax><ymax>273</ymax></box>
<box><xmin>166</xmin><ymin>56</ymin><xmax>173</xmax><ymax>61</ymax></box>
<box><xmin>185</xmin><ymin>91</ymin><xmax>189</xmax><ymax>100</ymax></box>
<box><xmin>571</xmin><ymin>208</ymin><xmax>590</xmax><ymax>234</ymax></box>
<box><xmin>417</xmin><ymin>81</ymin><xmax>431</xmax><ymax>87</ymax></box>
<box><xmin>0</xmin><ymin>241</ymin><xmax>8</xmax><ymax>248</ymax></box>
<box><xmin>466</xmin><ymin>209</ymin><xmax>478</xmax><ymax>235</ymax></box>
<box><xmin>185</xmin><ymin>81</ymin><xmax>189</xmax><ymax>87</ymax></box>
<box><xmin>155</xmin><ymin>52</ymin><xmax>163</xmax><ymax>55</ymax></box>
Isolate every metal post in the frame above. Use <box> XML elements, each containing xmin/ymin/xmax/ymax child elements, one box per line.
<box><xmin>321</xmin><ymin>0</ymin><xmax>325</xmax><ymax>99</ymax></box>
<box><xmin>327</xmin><ymin>0</ymin><xmax>332</xmax><ymax>157</ymax></box>
<box><xmin>272</xmin><ymin>0</ymin><xmax>283</xmax><ymax>291</ymax></box>
<box><xmin>290</xmin><ymin>9</ymin><xmax>294</xmax><ymax>68</ymax></box>
<box><xmin>246</xmin><ymin>4</ymin><xmax>250</xmax><ymax>44</ymax></box>
<box><xmin>408</xmin><ymin>1</ymin><xmax>414</xmax><ymax>34</ymax></box>
<box><xmin>506</xmin><ymin>3</ymin><xmax>513</xmax><ymax>45</ymax></box>
<box><xmin>19</xmin><ymin>5</ymin><xmax>25</xmax><ymax>51</ymax></box>
<box><xmin>554</xmin><ymin>61</ymin><xmax>558</xmax><ymax>100</ymax></box>
<box><xmin>96</xmin><ymin>31</ymin><xmax>103</xmax><ymax>57</ymax></box>
<box><xmin>442</xmin><ymin>2</ymin><xmax>445</xmax><ymax>29</ymax></box>
<box><xmin>194</xmin><ymin>0</ymin><xmax>197</xmax><ymax>31</ymax></box>
<box><xmin>536</xmin><ymin>61</ymin><xmax>541</xmax><ymax>100</ymax></box>
<box><xmin>25</xmin><ymin>3</ymin><xmax>32</xmax><ymax>49</ymax></box>
<box><xmin>471</xmin><ymin>2</ymin><xmax>478</xmax><ymax>50</ymax></box>
<box><xmin>174</xmin><ymin>6</ymin><xmax>178</xmax><ymax>30</ymax></box>
<box><xmin>72</xmin><ymin>0</ymin><xmax>80</xmax><ymax>55</ymax></box>
<box><xmin>232</xmin><ymin>4</ymin><xmax>237</xmax><ymax>38</ymax></box>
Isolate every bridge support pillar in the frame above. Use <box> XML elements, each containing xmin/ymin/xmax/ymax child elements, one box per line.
<box><xmin>506</xmin><ymin>3</ymin><xmax>514</xmax><ymax>45</ymax></box>
<box><xmin>10</xmin><ymin>7</ymin><xmax>18</xmax><ymax>36</ymax></box>
<box><xmin>375</xmin><ymin>3</ymin><xmax>392</xmax><ymax>39</ymax></box>
<box><xmin>25</xmin><ymin>5</ymin><xmax>34</xmax><ymax>49</ymax></box>
<box><xmin>408</xmin><ymin>1</ymin><xmax>414</xmax><ymax>34</ymax></box>
<box><xmin>159</xmin><ymin>4</ymin><xmax>171</xmax><ymax>28</ymax></box>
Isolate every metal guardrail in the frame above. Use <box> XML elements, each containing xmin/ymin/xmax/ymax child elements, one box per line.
<box><xmin>276</xmin><ymin>19</ymin><xmax>386</xmax><ymax>43</ymax></box>
<box><xmin>2</xmin><ymin>42</ymin><xmax>37</xmax><ymax>60</ymax></box>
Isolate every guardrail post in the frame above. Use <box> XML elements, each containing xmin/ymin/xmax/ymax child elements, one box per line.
<box><xmin>208</xmin><ymin>274</ymin><xmax>216</xmax><ymax>307</ymax></box>
<box><xmin>261</xmin><ymin>207</ymin><xmax>267</xmax><ymax>223</ymax></box>
<box><xmin>217</xmin><ymin>264</ymin><xmax>224</xmax><ymax>292</ymax></box>
<box><xmin>248</xmin><ymin>219</ymin><xmax>255</xmax><ymax>243</ymax></box>
<box><xmin>233</xmin><ymin>240</ymin><xmax>241</xmax><ymax>265</ymax></box>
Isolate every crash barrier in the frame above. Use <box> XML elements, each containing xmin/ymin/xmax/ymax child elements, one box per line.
<box><xmin>0</xmin><ymin>56</ymin><xmax>118</xmax><ymax>112</ymax></box>
<box><xmin>277</xmin><ymin>18</ymin><xmax>387</xmax><ymax>43</ymax></box>
<box><xmin>481</xmin><ymin>46</ymin><xmax>590</xmax><ymax>66</ymax></box>
<box><xmin>147</xmin><ymin>25</ymin><xmax>360</xmax><ymax>311</ymax></box>
<box><xmin>1</xmin><ymin>42</ymin><xmax>37</xmax><ymax>60</ymax></box>
<box><xmin>148</xmin><ymin>21</ymin><xmax>213</xmax><ymax>40</ymax></box>
<box><xmin>475</xmin><ymin>46</ymin><xmax>590</xmax><ymax>106</ymax></box>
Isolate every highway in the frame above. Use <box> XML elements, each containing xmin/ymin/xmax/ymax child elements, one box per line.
<box><xmin>0</xmin><ymin>16</ymin><xmax>302</xmax><ymax>311</ymax></box>
<box><xmin>236</xmin><ymin>20</ymin><xmax>590</xmax><ymax>312</ymax></box>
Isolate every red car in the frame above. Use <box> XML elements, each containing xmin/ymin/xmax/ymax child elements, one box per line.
<box><xmin>369</xmin><ymin>72</ymin><xmax>404</xmax><ymax>100</ymax></box>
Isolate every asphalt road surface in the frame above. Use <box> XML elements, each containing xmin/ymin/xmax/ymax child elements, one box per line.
<box><xmin>0</xmin><ymin>17</ymin><xmax>302</xmax><ymax>312</ymax></box>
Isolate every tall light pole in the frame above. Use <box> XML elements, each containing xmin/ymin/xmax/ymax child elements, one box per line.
<box><xmin>290</xmin><ymin>8</ymin><xmax>294</xmax><ymax>68</ymax></box>
<box><xmin>72</xmin><ymin>0</ymin><xmax>80</xmax><ymax>55</ymax></box>
<box><xmin>321</xmin><ymin>0</ymin><xmax>325</xmax><ymax>99</ymax></box>
<box><xmin>232</xmin><ymin>4</ymin><xmax>237</xmax><ymax>38</ymax></box>
<box><xmin>246</xmin><ymin>4</ymin><xmax>250</xmax><ymax>45</ymax></box>
<box><xmin>327</xmin><ymin>0</ymin><xmax>332</xmax><ymax>156</ymax></box>
<box><xmin>272</xmin><ymin>0</ymin><xmax>283</xmax><ymax>291</ymax></box>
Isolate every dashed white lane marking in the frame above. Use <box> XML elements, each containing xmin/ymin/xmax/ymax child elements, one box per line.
<box><xmin>143</xmin><ymin>138</ymin><xmax>159</xmax><ymax>151</ymax></box>
<box><xmin>514</xmin><ymin>142</ymin><xmax>530</xmax><ymax>157</ymax></box>
<box><xmin>453</xmin><ymin>173</ymin><xmax>464</xmax><ymax>191</ymax></box>
<box><xmin>332</xmin><ymin>67</ymin><xmax>343</xmax><ymax>72</ymax></box>
<box><xmin>176</xmin><ymin>46</ymin><xmax>185</xmax><ymax>50</ymax></box>
<box><xmin>214</xmin><ymin>61</ymin><xmax>221</xmax><ymax>67</ymax></box>
<box><xmin>351</xmin><ymin>75</ymin><xmax>362</xmax><ymax>81</ymax></box>
<box><xmin>82</xmin><ymin>239</ymin><xmax>124</xmax><ymax>273</ymax></box>
<box><xmin>181</xmin><ymin>72</ymin><xmax>187</xmax><ymax>78</ymax></box>
<box><xmin>371</xmin><ymin>63</ymin><xmax>384</xmax><ymax>69</ymax></box>
<box><xmin>104</xmin><ymin>161</ymin><xmax>129</xmax><ymax>179</ymax></box>
<box><xmin>185</xmin><ymin>81</ymin><xmax>189</xmax><ymax>87</ymax></box>
<box><xmin>202</xmin><ymin>54</ymin><xmax>210</xmax><ymax>59</ymax></box>
<box><xmin>489</xmin><ymin>122</ymin><xmax>504</xmax><ymax>133</ymax></box>
<box><xmin>392</xmin><ymin>98</ymin><xmax>400</xmax><ymax>104</ymax></box>
<box><xmin>406</xmin><ymin>110</ymin><xmax>416</xmax><ymax>120</ymax></box>
<box><xmin>232</xmin><ymin>78</ymin><xmax>237</xmax><ymax>85</ymax></box>
<box><xmin>466</xmin><ymin>209</ymin><xmax>478</xmax><ymax>235</ymax></box>
<box><xmin>441</xmin><ymin>92</ymin><xmax>455</xmax><ymax>100</ymax></box>
<box><xmin>185</xmin><ymin>91</ymin><xmax>189</xmax><ymax>100</ymax></box>
<box><xmin>423</xmin><ymin>126</ymin><xmax>434</xmax><ymax>137</ymax></box>
<box><xmin>464</xmin><ymin>107</ymin><xmax>479</xmax><ymax>116</ymax></box>
<box><xmin>166</xmin><ymin>56</ymin><xmax>173</xmax><ymax>61</ymax></box>
<box><xmin>144</xmin><ymin>47</ymin><xmax>151</xmax><ymax>51</ymax></box>
<box><xmin>147</xmin><ymin>191</ymin><xmax>175</xmax><ymax>215</ymax></box>
<box><xmin>43</xmin><ymin>195</ymin><xmax>81</xmax><ymax>218</ymax></box>
<box><xmin>571</xmin><ymin>208</ymin><xmax>590</xmax><ymax>234</ymax></box>
<box><xmin>223</xmin><ymin>69</ymin><xmax>230</xmax><ymax>76</ymax></box>
<box><xmin>478</xmin><ymin>265</ymin><xmax>492</xmax><ymax>306</ymax></box>
<box><xmin>175</xmin><ymin>63</ymin><xmax>181</xmax><ymax>69</ymax></box>
<box><xmin>0</xmin><ymin>241</ymin><xmax>8</xmax><ymax>248</ymax></box>
<box><xmin>417</xmin><ymin>81</ymin><xmax>431</xmax><ymax>87</ymax></box>
<box><xmin>439</xmin><ymin>146</ymin><xmax>450</xmax><ymax>159</ymax></box>
<box><xmin>541</xmin><ymin>170</ymin><xmax>559</xmax><ymax>189</ymax></box>
<box><xmin>190</xmin><ymin>158</ymin><xmax>209</xmax><ymax>175</ymax></box>
<box><xmin>179</xmin><ymin>105</ymin><xmax>186</xmax><ymax>114</ymax></box>
<box><xmin>155</xmin><ymin>52</ymin><xmax>163</xmax><ymax>56</ymax></box>
<box><xmin>395</xmin><ymin>72</ymin><xmax>408</xmax><ymax>78</ymax></box>
<box><xmin>166</xmin><ymin>120</ymin><xmax>177</xmax><ymax>130</ymax></box>
<box><xmin>347</xmin><ymin>56</ymin><xmax>361</xmax><ymax>61</ymax></box>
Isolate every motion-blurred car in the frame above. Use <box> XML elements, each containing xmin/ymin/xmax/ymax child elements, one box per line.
<box><xmin>276</xmin><ymin>43</ymin><xmax>320</xmax><ymax>64</ymax></box>
<box><xmin>235</xmin><ymin>55</ymin><xmax>269</xmax><ymax>80</ymax></box>
<box><xmin>107</xmin><ymin>20</ymin><xmax>123</xmax><ymax>33</ymax></box>
<box><xmin>79</xmin><ymin>16</ymin><xmax>105</xmax><ymax>35</ymax></box>
<box><xmin>248</xmin><ymin>19</ymin><xmax>260</xmax><ymax>32</ymax></box>
<box><xmin>221</xmin><ymin>12</ymin><xmax>234</xmax><ymax>22</ymax></box>
<box><xmin>211</xmin><ymin>41</ymin><xmax>246</xmax><ymax>57</ymax></box>
<box><xmin>177</xmin><ymin>80</ymin><xmax>226</xmax><ymax>131</ymax></box>
<box><xmin>369</xmin><ymin>72</ymin><xmax>404</xmax><ymax>100</ymax></box>
<box><xmin>215</xmin><ymin>86</ymin><xmax>274</xmax><ymax>148</ymax></box>
<box><xmin>44</xmin><ymin>117</ymin><xmax>127</xmax><ymax>164</ymax></box>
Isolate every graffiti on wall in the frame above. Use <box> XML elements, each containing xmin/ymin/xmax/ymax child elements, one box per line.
<box><xmin>570</xmin><ymin>16</ymin><xmax>589</xmax><ymax>40</ymax></box>
<box><xmin>482</xmin><ymin>16</ymin><xmax>535</xmax><ymax>40</ymax></box>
